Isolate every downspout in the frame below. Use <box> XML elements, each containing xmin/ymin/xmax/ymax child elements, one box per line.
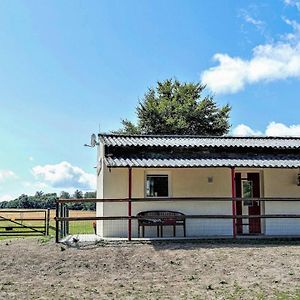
<box><xmin>128</xmin><ymin>167</ymin><xmax>132</xmax><ymax>241</ymax></box>
<box><xmin>231</xmin><ymin>167</ymin><xmax>236</xmax><ymax>239</ymax></box>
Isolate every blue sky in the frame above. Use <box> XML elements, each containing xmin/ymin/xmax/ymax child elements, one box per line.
<box><xmin>1</xmin><ymin>0</ymin><xmax>300</xmax><ymax>200</ymax></box>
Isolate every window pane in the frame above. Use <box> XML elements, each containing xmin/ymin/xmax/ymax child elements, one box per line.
<box><xmin>242</xmin><ymin>180</ymin><xmax>253</xmax><ymax>206</ymax></box>
<box><xmin>242</xmin><ymin>180</ymin><xmax>253</xmax><ymax>198</ymax></box>
<box><xmin>146</xmin><ymin>175</ymin><xmax>168</xmax><ymax>197</ymax></box>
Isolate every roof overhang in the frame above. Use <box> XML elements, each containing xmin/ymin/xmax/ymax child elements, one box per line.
<box><xmin>100</xmin><ymin>134</ymin><xmax>300</xmax><ymax>169</ymax></box>
<box><xmin>104</xmin><ymin>156</ymin><xmax>300</xmax><ymax>169</ymax></box>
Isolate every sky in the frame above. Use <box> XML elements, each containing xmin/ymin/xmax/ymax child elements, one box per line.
<box><xmin>1</xmin><ymin>0</ymin><xmax>300</xmax><ymax>201</ymax></box>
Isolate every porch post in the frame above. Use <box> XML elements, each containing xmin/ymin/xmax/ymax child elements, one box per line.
<box><xmin>128</xmin><ymin>167</ymin><xmax>132</xmax><ymax>241</ymax></box>
<box><xmin>231</xmin><ymin>167</ymin><xmax>237</xmax><ymax>239</ymax></box>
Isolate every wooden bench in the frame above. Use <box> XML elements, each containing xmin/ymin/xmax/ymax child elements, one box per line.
<box><xmin>137</xmin><ymin>210</ymin><xmax>186</xmax><ymax>238</ymax></box>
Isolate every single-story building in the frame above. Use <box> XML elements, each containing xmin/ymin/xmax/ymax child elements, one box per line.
<box><xmin>96</xmin><ymin>134</ymin><xmax>300</xmax><ymax>239</ymax></box>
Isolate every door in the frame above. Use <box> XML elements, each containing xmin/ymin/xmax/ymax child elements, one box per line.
<box><xmin>235</xmin><ymin>172</ymin><xmax>261</xmax><ymax>235</ymax></box>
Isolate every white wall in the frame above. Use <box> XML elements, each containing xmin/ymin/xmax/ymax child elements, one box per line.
<box><xmin>263</xmin><ymin>169</ymin><xmax>300</xmax><ymax>235</ymax></box>
<box><xmin>98</xmin><ymin>167</ymin><xmax>233</xmax><ymax>237</ymax></box>
<box><xmin>97</xmin><ymin>164</ymin><xmax>300</xmax><ymax>237</ymax></box>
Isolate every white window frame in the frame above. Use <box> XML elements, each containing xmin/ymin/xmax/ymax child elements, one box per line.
<box><xmin>144</xmin><ymin>171</ymin><xmax>172</xmax><ymax>198</ymax></box>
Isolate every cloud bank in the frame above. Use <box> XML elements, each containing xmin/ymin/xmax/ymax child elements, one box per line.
<box><xmin>233</xmin><ymin>122</ymin><xmax>300</xmax><ymax>137</ymax></box>
<box><xmin>32</xmin><ymin>161</ymin><xmax>96</xmax><ymax>190</ymax></box>
<box><xmin>284</xmin><ymin>0</ymin><xmax>300</xmax><ymax>11</ymax></box>
<box><xmin>201</xmin><ymin>12</ymin><xmax>300</xmax><ymax>94</ymax></box>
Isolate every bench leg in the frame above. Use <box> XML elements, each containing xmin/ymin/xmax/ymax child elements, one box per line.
<box><xmin>138</xmin><ymin>225</ymin><xmax>140</xmax><ymax>238</ymax></box>
<box><xmin>157</xmin><ymin>225</ymin><xmax>160</xmax><ymax>237</ymax></box>
<box><xmin>161</xmin><ymin>225</ymin><xmax>163</xmax><ymax>237</ymax></box>
<box><xmin>142</xmin><ymin>226</ymin><xmax>145</xmax><ymax>238</ymax></box>
<box><xmin>183</xmin><ymin>225</ymin><xmax>186</xmax><ymax>237</ymax></box>
<box><xmin>173</xmin><ymin>225</ymin><xmax>176</xmax><ymax>237</ymax></box>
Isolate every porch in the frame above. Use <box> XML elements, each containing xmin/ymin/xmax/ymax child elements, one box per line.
<box><xmin>55</xmin><ymin>196</ymin><xmax>300</xmax><ymax>243</ymax></box>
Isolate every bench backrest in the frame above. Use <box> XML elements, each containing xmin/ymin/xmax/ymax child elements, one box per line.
<box><xmin>137</xmin><ymin>210</ymin><xmax>185</xmax><ymax>218</ymax></box>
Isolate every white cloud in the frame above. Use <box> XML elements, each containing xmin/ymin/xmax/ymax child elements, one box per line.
<box><xmin>283</xmin><ymin>18</ymin><xmax>300</xmax><ymax>41</ymax></box>
<box><xmin>243</xmin><ymin>14</ymin><xmax>264</xmax><ymax>27</ymax></box>
<box><xmin>28</xmin><ymin>156</ymin><xmax>34</xmax><ymax>161</ymax></box>
<box><xmin>32</xmin><ymin>161</ymin><xmax>96</xmax><ymax>190</ymax></box>
<box><xmin>232</xmin><ymin>124</ymin><xmax>262</xmax><ymax>136</ymax></box>
<box><xmin>265</xmin><ymin>122</ymin><xmax>300</xmax><ymax>136</ymax></box>
<box><xmin>201</xmin><ymin>12</ymin><xmax>300</xmax><ymax>94</ymax></box>
<box><xmin>232</xmin><ymin>122</ymin><xmax>300</xmax><ymax>137</ymax></box>
<box><xmin>0</xmin><ymin>194</ymin><xmax>13</xmax><ymax>202</ymax></box>
<box><xmin>0</xmin><ymin>170</ymin><xmax>17</xmax><ymax>182</ymax></box>
<box><xmin>240</xmin><ymin>9</ymin><xmax>265</xmax><ymax>32</ymax></box>
<box><xmin>284</xmin><ymin>0</ymin><xmax>300</xmax><ymax>11</ymax></box>
<box><xmin>201</xmin><ymin>41</ymin><xmax>300</xmax><ymax>94</ymax></box>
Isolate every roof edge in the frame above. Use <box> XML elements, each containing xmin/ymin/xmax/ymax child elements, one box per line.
<box><xmin>98</xmin><ymin>133</ymin><xmax>300</xmax><ymax>140</ymax></box>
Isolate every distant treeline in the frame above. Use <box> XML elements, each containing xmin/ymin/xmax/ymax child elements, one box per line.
<box><xmin>0</xmin><ymin>190</ymin><xmax>96</xmax><ymax>211</ymax></box>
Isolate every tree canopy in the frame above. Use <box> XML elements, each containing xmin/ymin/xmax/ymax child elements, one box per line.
<box><xmin>0</xmin><ymin>190</ymin><xmax>96</xmax><ymax>211</ymax></box>
<box><xmin>116</xmin><ymin>79</ymin><xmax>231</xmax><ymax>135</ymax></box>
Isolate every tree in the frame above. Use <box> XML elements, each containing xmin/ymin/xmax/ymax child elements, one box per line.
<box><xmin>116</xmin><ymin>79</ymin><xmax>231</xmax><ymax>135</ymax></box>
<box><xmin>60</xmin><ymin>191</ymin><xmax>70</xmax><ymax>199</ymax></box>
<box><xmin>73</xmin><ymin>190</ymin><xmax>83</xmax><ymax>199</ymax></box>
<box><xmin>35</xmin><ymin>191</ymin><xmax>44</xmax><ymax>197</ymax></box>
<box><xmin>84</xmin><ymin>191</ymin><xmax>96</xmax><ymax>199</ymax></box>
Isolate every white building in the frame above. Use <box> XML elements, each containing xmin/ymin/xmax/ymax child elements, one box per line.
<box><xmin>96</xmin><ymin>134</ymin><xmax>300</xmax><ymax>239</ymax></box>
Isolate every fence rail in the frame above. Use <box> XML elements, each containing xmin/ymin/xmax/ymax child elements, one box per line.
<box><xmin>57</xmin><ymin>197</ymin><xmax>300</xmax><ymax>203</ymax></box>
<box><xmin>0</xmin><ymin>209</ymin><xmax>51</xmax><ymax>237</ymax></box>
<box><xmin>55</xmin><ymin>197</ymin><xmax>300</xmax><ymax>243</ymax></box>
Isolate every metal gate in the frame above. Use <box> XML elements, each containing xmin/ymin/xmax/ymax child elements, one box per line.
<box><xmin>0</xmin><ymin>209</ymin><xmax>51</xmax><ymax>237</ymax></box>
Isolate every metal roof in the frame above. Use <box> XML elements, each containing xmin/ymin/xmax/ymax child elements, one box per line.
<box><xmin>100</xmin><ymin>134</ymin><xmax>300</xmax><ymax>149</ymax></box>
<box><xmin>105</xmin><ymin>156</ymin><xmax>300</xmax><ymax>168</ymax></box>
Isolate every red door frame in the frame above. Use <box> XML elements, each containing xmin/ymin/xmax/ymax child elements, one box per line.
<box><xmin>128</xmin><ymin>168</ymin><xmax>132</xmax><ymax>241</ymax></box>
<box><xmin>235</xmin><ymin>172</ymin><xmax>261</xmax><ymax>235</ymax></box>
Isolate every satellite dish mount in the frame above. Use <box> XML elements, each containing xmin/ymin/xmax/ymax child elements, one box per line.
<box><xmin>84</xmin><ymin>133</ymin><xmax>98</xmax><ymax>147</ymax></box>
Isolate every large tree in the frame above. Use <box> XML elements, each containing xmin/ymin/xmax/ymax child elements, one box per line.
<box><xmin>116</xmin><ymin>79</ymin><xmax>231</xmax><ymax>135</ymax></box>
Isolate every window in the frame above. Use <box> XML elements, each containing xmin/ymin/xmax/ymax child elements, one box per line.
<box><xmin>242</xmin><ymin>180</ymin><xmax>253</xmax><ymax>206</ymax></box>
<box><xmin>146</xmin><ymin>175</ymin><xmax>169</xmax><ymax>197</ymax></box>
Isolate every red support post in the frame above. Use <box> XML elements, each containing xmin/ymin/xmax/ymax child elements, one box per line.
<box><xmin>231</xmin><ymin>167</ymin><xmax>236</xmax><ymax>239</ymax></box>
<box><xmin>128</xmin><ymin>168</ymin><xmax>132</xmax><ymax>241</ymax></box>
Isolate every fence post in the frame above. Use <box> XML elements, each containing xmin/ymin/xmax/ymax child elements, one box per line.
<box><xmin>128</xmin><ymin>168</ymin><xmax>132</xmax><ymax>241</ymax></box>
<box><xmin>60</xmin><ymin>203</ymin><xmax>63</xmax><ymax>239</ymax></box>
<box><xmin>46</xmin><ymin>208</ymin><xmax>50</xmax><ymax>236</ymax></box>
<box><xmin>55</xmin><ymin>201</ymin><xmax>59</xmax><ymax>243</ymax></box>
<box><xmin>63</xmin><ymin>205</ymin><xmax>66</xmax><ymax>237</ymax></box>
<box><xmin>66</xmin><ymin>207</ymin><xmax>69</xmax><ymax>235</ymax></box>
<box><xmin>231</xmin><ymin>167</ymin><xmax>237</xmax><ymax>239</ymax></box>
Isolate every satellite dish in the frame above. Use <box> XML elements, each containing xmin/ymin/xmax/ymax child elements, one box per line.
<box><xmin>91</xmin><ymin>134</ymin><xmax>97</xmax><ymax>147</ymax></box>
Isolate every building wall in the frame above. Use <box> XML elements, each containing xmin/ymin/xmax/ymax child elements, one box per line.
<box><xmin>263</xmin><ymin>169</ymin><xmax>300</xmax><ymax>235</ymax></box>
<box><xmin>98</xmin><ymin>166</ymin><xmax>233</xmax><ymax>237</ymax></box>
<box><xmin>97</xmin><ymin>165</ymin><xmax>300</xmax><ymax>237</ymax></box>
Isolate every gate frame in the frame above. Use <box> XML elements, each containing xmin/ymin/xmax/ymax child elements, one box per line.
<box><xmin>0</xmin><ymin>208</ymin><xmax>51</xmax><ymax>237</ymax></box>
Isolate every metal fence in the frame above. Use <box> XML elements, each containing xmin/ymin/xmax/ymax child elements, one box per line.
<box><xmin>0</xmin><ymin>209</ymin><xmax>51</xmax><ymax>237</ymax></box>
<box><xmin>55</xmin><ymin>197</ymin><xmax>300</xmax><ymax>243</ymax></box>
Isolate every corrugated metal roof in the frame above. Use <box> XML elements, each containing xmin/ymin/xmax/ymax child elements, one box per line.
<box><xmin>100</xmin><ymin>134</ymin><xmax>300</xmax><ymax>149</ymax></box>
<box><xmin>105</xmin><ymin>156</ymin><xmax>300</xmax><ymax>168</ymax></box>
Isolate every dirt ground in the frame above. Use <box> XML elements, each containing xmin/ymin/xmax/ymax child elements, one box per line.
<box><xmin>0</xmin><ymin>238</ymin><xmax>300</xmax><ymax>300</ymax></box>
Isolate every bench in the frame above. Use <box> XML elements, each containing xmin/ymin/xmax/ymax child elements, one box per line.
<box><xmin>137</xmin><ymin>210</ymin><xmax>186</xmax><ymax>238</ymax></box>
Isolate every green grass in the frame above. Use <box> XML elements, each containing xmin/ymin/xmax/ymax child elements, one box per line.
<box><xmin>0</xmin><ymin>218</ymin><xmax>95</xmax><ymax>241</ymax></box>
